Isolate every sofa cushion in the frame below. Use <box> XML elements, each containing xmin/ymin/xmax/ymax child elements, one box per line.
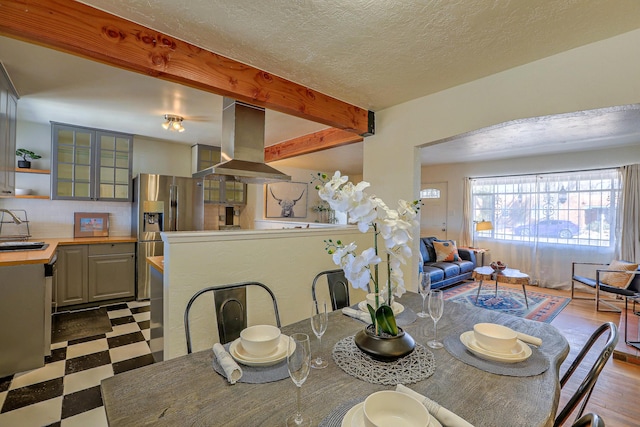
<box><xmin>433</xmin><ymin>240</ymin><xmax>460</xmax><ymax>262</ymax></box>
<box><xmin>423</xmin><ymin>265</ymin><xmax>445</xmax><ymax>283</ymax></box>
<box><xmin>456</xmin><ymin>260</ymin><xmax>476</xmax><ymax>274</ymax></box>
<box><xmin>431</xmin><ymin>262</ymin><xmax>461</xmax><ymax>278</ymax></box>
<box><xmin>601</xmin><ymin>260</ymin><xmax>639</xmax><ymax>288</ymax></box>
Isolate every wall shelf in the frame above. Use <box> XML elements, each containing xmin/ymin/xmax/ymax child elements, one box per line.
<box><xmin>15</xmin><ymin>195</ymin><xmax>49</xmax><ymax>199</ymax></box>
<box><xmin>15</xmin><ymin>168</ymin><xmax>50</xmax><ymax>174</ymax></box>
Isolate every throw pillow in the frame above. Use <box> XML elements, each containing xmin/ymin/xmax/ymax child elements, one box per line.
<box><xmin>433</xmin><ymin>240</ymin><xmax>460</xmax><ymax>262</ymax></box>
<box><xmin>600</xmin><ymin>260</ymin><xmax>639</xmax><ymax>288</ymax></box>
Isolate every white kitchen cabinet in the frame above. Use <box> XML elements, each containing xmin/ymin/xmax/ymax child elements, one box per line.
<box><xmin>56</xmin><ymin>243</ymin><xmax>134</xmax><ymax>308</ymax></box>
<box><xmin>0</xmin><ymin>63</ymin><xmax>18</xmax><ymax>197</ymax></box>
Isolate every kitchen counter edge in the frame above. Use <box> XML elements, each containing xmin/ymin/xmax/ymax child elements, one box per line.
<box><xmin>0</xmin><ymin>236</ymin><xmax>137</xmax><ymax>267</ymax></box>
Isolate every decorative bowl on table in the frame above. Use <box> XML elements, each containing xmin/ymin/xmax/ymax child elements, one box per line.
<box><xmin>363</xmin><ymin>390</ymin><xmax>431</xmax><ymax>427</ymax></box>
<box><xmin>490</xmin><ymin>261</ymin><xmax>507</xmax><ymax>272</ymax></box>
<box><xmin>239</xmin><ymin>325</ymin><xmax>281</xmax><ymax>357</ymax></box>
<box><xmin>473</xmin><ymin>323</ymin><xmax>518</xmax><ymax>354</ymax></box>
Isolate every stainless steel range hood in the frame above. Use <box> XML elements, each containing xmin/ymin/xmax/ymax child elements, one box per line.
<box><xmin>192</xmin><ymin>97</ymin><xmax>291</xmax><ymax>183</ymax></box>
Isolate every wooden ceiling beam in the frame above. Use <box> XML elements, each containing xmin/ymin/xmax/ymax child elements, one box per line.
<box><xmin>265</xmin><ymin>128</ymin><xmax>363</xmax><ymax>162</ymax></box>
<box><xmin>0</xmin><ymin>0</ymin><xmax>373</xmax><ymax>136</ymax></box>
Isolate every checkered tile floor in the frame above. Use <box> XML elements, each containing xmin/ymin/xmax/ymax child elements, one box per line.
<box><xmin>0</xmin><ymin>301</ymin><xmax>153</xmax><ymax>427</ymax></box>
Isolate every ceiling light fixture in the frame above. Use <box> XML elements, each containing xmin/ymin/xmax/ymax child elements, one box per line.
<box><xmin>162</xmin><ymin>114</ymin><xmax>185</xmax><ymax>132</ymax></box>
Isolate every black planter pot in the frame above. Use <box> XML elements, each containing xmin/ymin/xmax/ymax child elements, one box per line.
<box><xmin>354</xmin><ymin>324</ymin><xmax>415</xmax><ymax>362</ymax></box>
<box><xmin>17</xmin><ymin>160</ymin><xmax>31</xmax><ymax>168</ymax></box>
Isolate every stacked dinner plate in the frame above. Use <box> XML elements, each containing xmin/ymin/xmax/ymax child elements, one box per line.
<box><xmin>459</xmin><ymin>330</ymin><xmax>532</xmax><ymax>363</ymax></box>
<box><xmin>228</xmin><ymin>334</ymin><xmax>291</xmax><ymax>367</ymax></box>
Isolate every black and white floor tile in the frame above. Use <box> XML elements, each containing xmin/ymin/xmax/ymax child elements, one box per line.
<box><xmin>0</xmin><ymin>301</ymin><xmax>153</xmax><ymax>427</ymax></box>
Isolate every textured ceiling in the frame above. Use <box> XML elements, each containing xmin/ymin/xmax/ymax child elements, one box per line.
<box><xmin>2</xmin><ymin>1</ymin><xmax>640</xmax><ymax>176</ymax></box>
<box><xmin>79</xmin><ymin>0</ymin><xmax>640</xmax><ymax>110</ymax></box>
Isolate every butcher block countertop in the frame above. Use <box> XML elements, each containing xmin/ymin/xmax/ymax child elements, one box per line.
<box><xmin>0</xmin><ymin>236</ymin><xmax>137</xmax><ymax>267</ymax></box>
<box><xmin>146</xmin><ymin>256</ymin><xmax>164</xmax><ymax>273</ymax></box>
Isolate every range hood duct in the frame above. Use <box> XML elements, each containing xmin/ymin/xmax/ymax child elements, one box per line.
<box><xmin>192</xmin><ymin>97</ymin><xmax>291</xmax><ymax>183</ymax></box>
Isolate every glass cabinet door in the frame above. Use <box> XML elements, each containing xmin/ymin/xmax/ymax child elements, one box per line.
<box><xmin>97</xmin><ymin>131</ymin><xmax>132</xmax><ymax>201</ymax></box>
<box><xmin>52</xmin><ymin>124</ymin><xmax>94</xmax><ymax>200</ymax></box>
<box><xmin>52</xmin><ymin>123</ymin><xmax>132</xmax><ymax>201</ymax></box>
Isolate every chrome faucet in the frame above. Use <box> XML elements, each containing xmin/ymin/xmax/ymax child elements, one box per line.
<box><xmin>0</xmin><ymin>209</ymin><xmax>22</xmax><ymax>224</ymax></box>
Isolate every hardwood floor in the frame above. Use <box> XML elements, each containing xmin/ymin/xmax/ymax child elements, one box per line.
<box><xmin>503</xmin><ymin>284</ymin><xmax>640</xmax><ymax>426</ymax></box>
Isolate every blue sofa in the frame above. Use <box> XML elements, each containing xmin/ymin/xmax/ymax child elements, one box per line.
<box><xmin>420</xmin><ymin>237</ymin><xmax>476</xmax><ymax>289</ymax></box>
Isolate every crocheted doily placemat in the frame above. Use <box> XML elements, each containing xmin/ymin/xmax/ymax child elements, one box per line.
<box><xmin>332</xmin><ymin>335</ymin><xmax>435</xmax><ymax>385</ymax></box>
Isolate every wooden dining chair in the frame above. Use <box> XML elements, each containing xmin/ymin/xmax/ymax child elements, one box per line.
<box><xmin>184</xmin><ymin>281</ymin><xmax>281</xmax><ymax>353</ymax></box>
<box><xmin>571</xmin><ymin>413</ymin><xmax>605</xmax><ymax>427</ymax></box>
<box><xmin>553</xmin><ymin>322</ymin><xmax>618</xmax><ymax>427</ymax></box>
<box><xmin>311</xmin><ymin>269</ymin><xmax>366</xmax><ymax>311</ymax></box>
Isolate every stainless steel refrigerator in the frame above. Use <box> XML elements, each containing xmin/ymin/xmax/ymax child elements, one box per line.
<box><xmin>132</xmin><ymin>173</ymin><xmax>204</xmax><ymax>299</ymax></box>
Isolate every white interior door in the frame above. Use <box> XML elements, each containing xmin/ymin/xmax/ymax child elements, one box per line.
<box><xmin>420</xmin><ymin>182</ymin><xmax>448</xmax><ymax>239</ymax></box>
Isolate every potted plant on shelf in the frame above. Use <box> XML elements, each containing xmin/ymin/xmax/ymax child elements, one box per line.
<box><xmin>15</xmin><ymin>149</ymin><xmax>42</xmax><ymax>169</ymax></box>
<box><xmin>315</xmin><ymin>171</ymin><xmax>420</xmax><ymax>361</ymax></box>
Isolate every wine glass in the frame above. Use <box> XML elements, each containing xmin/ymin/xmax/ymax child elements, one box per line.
<box><xmin>310</xmin><ymin>300</ymin><xmax>329</xmax><ymax>369</ymax></box>
<box><xmin>417</xmin><ymin>272</ymin><xmax>431</xmax><ymax>318</ymax></box>
<box><xmin>427</xmin><ymin>290</ymin><xmax>444</xmax><ymax>349</ymax></box>
<box><xmin>286</xmin><ymin>333</ymin><xmax>312</xmax><ymax>426</ymax></box>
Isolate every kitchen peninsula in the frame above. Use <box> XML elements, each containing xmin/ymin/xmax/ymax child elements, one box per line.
<box><xmin>157</xmin><ymin>226</ymin><xmax>375</xmax><ymax>360</ymax></box>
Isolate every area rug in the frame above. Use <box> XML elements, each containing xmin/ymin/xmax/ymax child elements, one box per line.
<box><xmin>443</xmin><ymin>282</ymin><xmax>570</xmax><ymax>323</ymax></box>
<box><xmin>52</xmin><ymin>307</ymin><xmax>113</xmax><ymax>343</ymax></box>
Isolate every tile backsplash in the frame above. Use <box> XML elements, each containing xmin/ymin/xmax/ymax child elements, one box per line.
<box><xmin>0</xmin><ymin>198</ymin><xmax>132</xmax><ymax>238</ymax></box>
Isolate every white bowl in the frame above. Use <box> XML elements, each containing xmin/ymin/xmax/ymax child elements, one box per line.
<box><xmin>366</xmin><ymin>293</ymin><xmax>394</xmax><ymax>309</ymax></box>
<box><xmin>239</xmin><ymin>325</ymin><xmax>281</xmax><ymax>357</ymax></box>
<box><xmin>473</xmin><ymin>323</ymin><xmax>518</xmax><ymax>354</ymax></box>
<box><xmin>363</xmin><ymin>391</ymin><xmax>430</xmax><ymax>427</ymax></box>
<box><xmin>14</xmin><ymin>188</ymin><xmax>32</xmax><ymax>195</ymax></box>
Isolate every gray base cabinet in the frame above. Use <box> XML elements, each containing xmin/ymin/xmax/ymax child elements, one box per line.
<box><xmin>88</xmin><ymin>243</ymin><xmax>135</xmax><ymax>302</ymax></box>
<box><xmin>55</xmin><ymin>243</ymin><xmax>134</xmax><ymax>308</ymax></box>
<box><xmin>56</xmin><ymin>245</ymin><xmax>88</xmax><ymax>306</ymax></box>
<box><xmin>0</xmin><ymin>264</ymin><xmax>45</xmax><ymax>377</ymax></box>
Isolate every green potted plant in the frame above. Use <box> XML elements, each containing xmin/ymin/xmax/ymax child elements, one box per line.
<box><xmin>16</xmin><ymin>149</ymin><xmax>42</xmax><ymax>169</ymax></box>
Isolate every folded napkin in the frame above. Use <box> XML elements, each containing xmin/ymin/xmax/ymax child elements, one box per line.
<box><xmin>515</xmin><ymin>331</ymin><xmax>542</xmax><ymax>347</ymax></box>
<box><xmin>396</xmin><ymin>384</ymin><xmax>474</xmax><ymax>427</ymax></box>
<box><xmin>213</xmin><ymin>343</ymin><xmax>242</xmax><ymax>384</ymax></box>
<box><xmin>342</xmin><ymin>307</ymin><xmax>371</xmax><ymax>323</ymax></box>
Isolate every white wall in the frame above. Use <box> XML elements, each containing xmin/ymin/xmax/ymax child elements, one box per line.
<box><xmin>132</xmin><ymin>136</ymin><xmax>192</xmax><ymax>177</ymax></box>
<box><xmin>364</xmin><ymin>29</ymin><xmax>640</xmax><ymax>288</ymax></box>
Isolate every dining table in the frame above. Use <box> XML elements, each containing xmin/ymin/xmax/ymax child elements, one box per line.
<box><xmin>101</xmin><ymin>292</ymin><xmax>569</xmax><ymax>426</ymax></box>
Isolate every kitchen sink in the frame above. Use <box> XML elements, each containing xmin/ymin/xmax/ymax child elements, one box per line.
<box><xmin>0</xmin><ymin>241</ymin><xmax>48</xmax><ymax>252</ymax></box>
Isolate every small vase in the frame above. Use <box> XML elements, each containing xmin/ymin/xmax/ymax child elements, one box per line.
<box><xmin>354</xmin><ymin>324</ymin><xmax>415</xmax><ymax>362</ymax></box>
<box><xmin>17</xmin><ymin>160</ymin><xmax>31</xmax><ymax>168</ymax></box>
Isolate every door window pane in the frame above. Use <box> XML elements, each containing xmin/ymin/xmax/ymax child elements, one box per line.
<box><xmin>115</xmin><ymin>168</ymin><xmax>128</xmax><ymax>184</ymax></box>
<box><xmin>76</xmin><ymin>165</ymin><xmax>91</xmax><ymax>181</ymax></box>
<box><xmin>100</xmin><ymin>184</ymin><xmax>114</xmax><ymax>198</ymax></box>
<box><xmin>75</xmin><ymin>182</ymin><xmax>90</xmax><ymax>198</ymax></box>
<box><xmin>58</xmin><ymin>163</ymin><xmax>73</xmax><ymax>180</ymax></box>
<box><xmin>100</xmin><ymin>167</ymin><xmax>114</xmax><ymax>184</ymax></box>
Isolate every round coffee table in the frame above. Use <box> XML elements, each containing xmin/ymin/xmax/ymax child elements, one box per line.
<box><xmin>472</xmin><ymin>266</ymin><xmax>530</xmax><ymax>308</ymax></box>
